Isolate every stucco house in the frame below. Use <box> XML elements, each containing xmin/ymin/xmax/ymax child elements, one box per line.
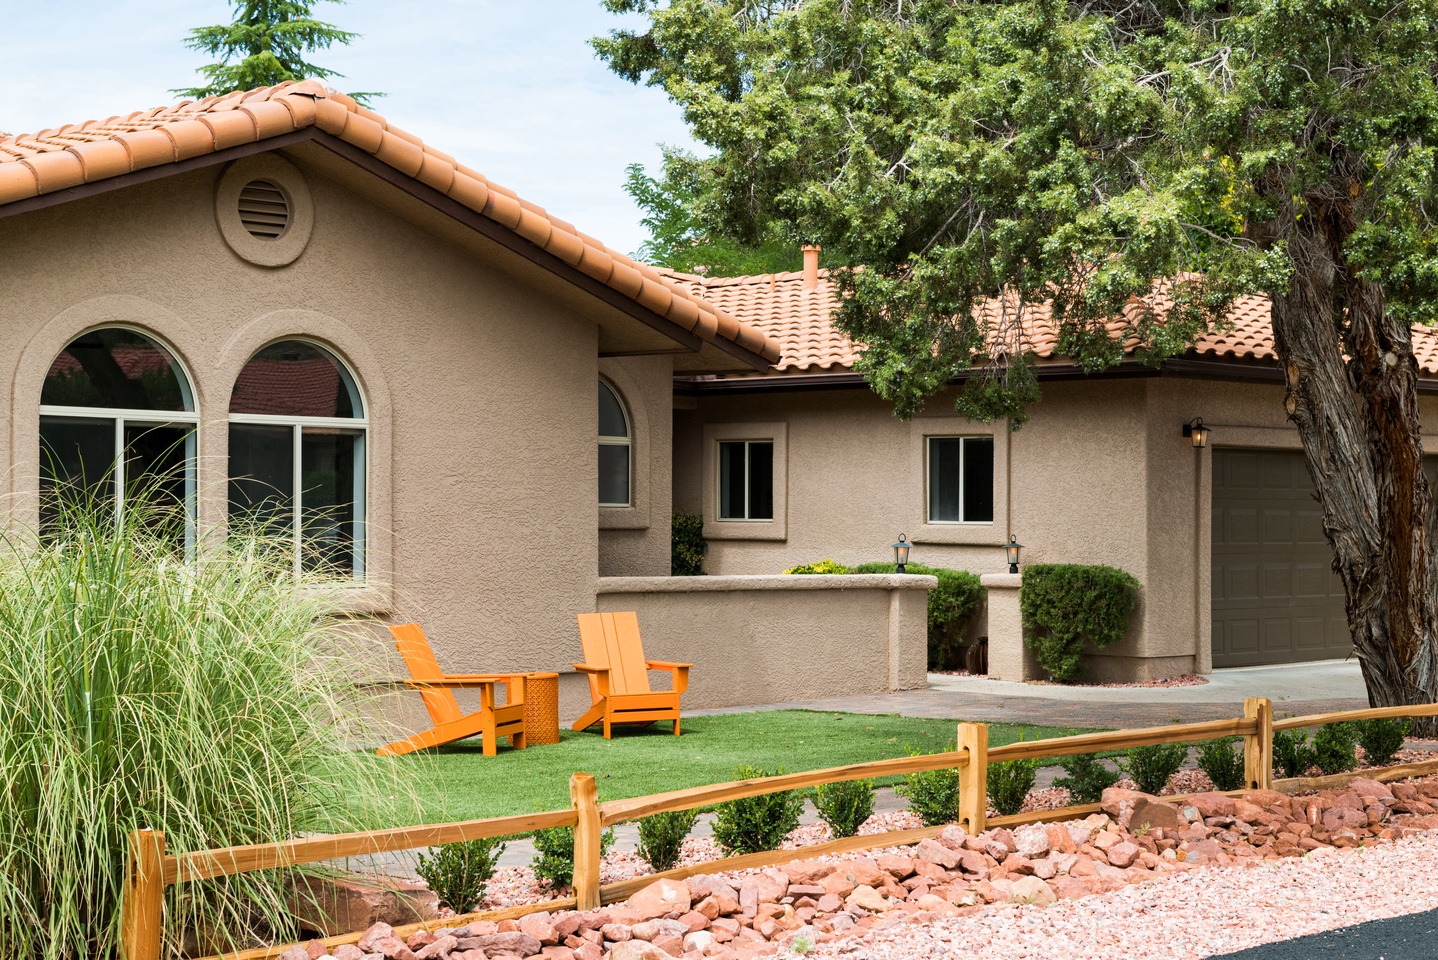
<box><xmin>0</xmin><ymin>82</ymin><xmax>933</xmax><ymax>730</ymax></box>
<box><xmin>660</xmin><ymin>250</ymin><xmax>1438</xmax><ymax>682</ymax></box>
<box><xmin>5</xmin><ymin>80</ymin><xmax>1422</xmax><ymax>729</ymax></box>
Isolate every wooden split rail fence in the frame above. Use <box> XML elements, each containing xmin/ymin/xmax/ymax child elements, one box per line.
<box><xmin>122</xmin><ymin>698</ymin><xmax>1438</xmax><ymax>960</ymax></box>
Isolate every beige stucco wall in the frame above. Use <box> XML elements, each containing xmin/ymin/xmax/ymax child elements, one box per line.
<box><xmin>595</xmin><ymin>574</ymin><xmax>933</xmax><ymax>709</ymax></box>
<box><xmin>598</xmin><ymin>355</ymin><xmax>673</xmax><ymax>577</ymax></box>
<box><xmin>675</xmin><ymin>374</ymin><xmax>1438</xmax><ymax>682</ymax></box>
<box><xmin>0</xmin><ymin>151</ymin><xmax>607</xmax><ymax>735</ymax></box>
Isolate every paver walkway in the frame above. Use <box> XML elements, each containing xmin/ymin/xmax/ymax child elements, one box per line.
<box><xmin>689</xmin><ymin>659</ymin><xmax>1370</xmax><ymax>729</ymax></box>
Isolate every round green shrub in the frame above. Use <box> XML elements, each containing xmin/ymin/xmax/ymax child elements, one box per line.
<box><xmin>712</xmin><ymin>765</ymin><xmax>804</xmax><ymax>855</ymax></box>
<box><xmin>636</xmin><ymin>808</ymin><xmax>699</xmax><ymax>872</ymax></box>
<box><xmin>1019</xmin><ymin>564</ymin><xmax>1140</xmax><ymax>682</ymax></box>
<box><xmin>812</xmin><ymin>778</ymin><xmax>876</xmax><ymax>838</ymax></box>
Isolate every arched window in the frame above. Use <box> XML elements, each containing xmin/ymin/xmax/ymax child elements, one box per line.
<box><xmin>598</xmin><ymin>380</ymin><xmax>632</xmax><ymax>507</ymax></box>
<box><xmin>228</xmin><ymin>340</ymin><xmax>367</xmax><ymax>579</ymax></box>
<box><xmin>39</xmin><ymin>327</ymin><xmax>198</xmax><ymax>542</ymax></box>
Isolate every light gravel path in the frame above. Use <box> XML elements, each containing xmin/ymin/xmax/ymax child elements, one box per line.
<box><xmin>810</xmin><ymin>833</ymin><xmax>1438</xmax><ymax>960</ymax></box>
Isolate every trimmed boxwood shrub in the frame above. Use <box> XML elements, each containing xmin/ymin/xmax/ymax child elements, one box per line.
<box><xmin>671</xmin><ymin>513</ymin><xmax>707</xmax><ymax>575</ymax></box>
<box><xmin>1019</xmin><ymin>564</ymin><xmax>1140</xmax><ymax>682</ymax></box>
<box><xmin>851</xmin><ymin>563</ymin><xmax>983</xmax><ymax>670</ymax></box>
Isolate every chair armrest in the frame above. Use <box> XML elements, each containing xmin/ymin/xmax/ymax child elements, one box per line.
<box><xmin>646</xmin><ymin>661</ymin><xmax>691</xmax><ymax>696</ymax></box>
<box><xmin>573</xmin><ymin>663</ymin><xmax>611</xmax><ymax>674</ymax></box>
<box><xmin>400</xmin><ymin>677</ymin><xmax>505</xmax><ymax>690</ymax></box>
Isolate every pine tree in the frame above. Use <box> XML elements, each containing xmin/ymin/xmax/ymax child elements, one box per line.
<box><xmin>175</xmin><ymin>0</ymin><xmax>378</xmax><ymax>104</ymax></box>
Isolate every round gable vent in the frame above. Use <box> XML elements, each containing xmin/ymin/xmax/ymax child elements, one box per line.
<box><xmin>238</xmin><ymin>180</ymin><xmax>290</xmax><ymax>239</ymax></box>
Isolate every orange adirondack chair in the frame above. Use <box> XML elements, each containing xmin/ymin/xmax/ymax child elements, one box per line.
<box><xmin>376</xmin><ymin>623</ymin><xmax>527</xmax><ymax>757</ymax></box>
<box><xmin>573</xmin><ymin>611</ymin><xmax>691</xmax><ymax>738</ymax></box>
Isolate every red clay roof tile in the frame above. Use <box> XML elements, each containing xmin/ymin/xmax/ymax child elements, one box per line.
<box><xmin>660</xmin><ymin>268</ymin><xmax>1438</xmax><ymax>378</ymax></box>
<box><xmin>0</xmin><ymin>81</ymin><xmax>781</xmax><ymax>366</ymax></box>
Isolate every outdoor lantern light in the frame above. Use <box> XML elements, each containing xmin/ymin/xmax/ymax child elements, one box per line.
<box><xmin>892</xmin><ymin>534</ymin><xmax>911</xmax><ymax>573</ymax></box>
<box><xmin>1182</xmin><ymin>417</ymin><xmax>1211</xmax><ymax>449</ymax></box>
<box><xmin>1005</xmin><ymin>535</ymin><xmax>1024</xmax><ymax>574</ymax></box>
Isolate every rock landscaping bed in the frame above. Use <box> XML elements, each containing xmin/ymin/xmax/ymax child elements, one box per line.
<box><xmin>292</xmin><ymin>773</ymin><xmax>1438</xmax><ymax>960</ymax></box>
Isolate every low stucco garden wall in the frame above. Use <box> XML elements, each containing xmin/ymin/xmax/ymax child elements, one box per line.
<box><xmin>590</xmin><ymin>573</ymin><xmax>934</xmax><ymax>712</ymax></box>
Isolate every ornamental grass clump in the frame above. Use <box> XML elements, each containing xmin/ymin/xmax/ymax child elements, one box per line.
<box><xmin>0</xmin><ymin>504</ymin><xmax>410</xmax><ymax>960</ymax></box>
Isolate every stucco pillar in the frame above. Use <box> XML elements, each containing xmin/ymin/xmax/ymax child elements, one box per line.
<box><xmin>980</xmin><ymin>573</ymin><xmax>1035</xmax><ymax>681</ymax></box>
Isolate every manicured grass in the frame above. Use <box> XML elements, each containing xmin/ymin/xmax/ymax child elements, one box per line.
<box><xmin>362</xmin><ymin>710</ymin><xmax>1098</xmax><ymax>825</ymax></box>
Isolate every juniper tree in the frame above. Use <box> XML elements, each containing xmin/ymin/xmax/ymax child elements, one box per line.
<box><xmin>597</xmin><ymin>0</ymin><xmax>1438</xmax><ymax>718</ymax></box>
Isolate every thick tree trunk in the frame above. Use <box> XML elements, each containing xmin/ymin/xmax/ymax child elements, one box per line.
<box><xmin>1267</xmin><ymin>200</ymin><xmax>1438</xmax><ymax>728</ymax></box>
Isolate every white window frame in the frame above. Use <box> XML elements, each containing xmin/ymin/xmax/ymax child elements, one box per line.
<box><xmin>227</xmin><ymin>342</ymin><xmax>369</xmax><ymax>581</ymax></box>
<box><xmin>38</xmin><ymin>326</ymin><xmax>200</xmax><ymax>550</ymax></box>
<box><xmin>598</xmin><ymin>379</ymin><xmax>633</xmax><ymax>508</ymax></box>
<box><xmin>716</xmin><ymin>439</ymin><xmax>775</xmax><ymax>522</ymax></box>
<box><xmin>702</xmin><ymin>422</ymin><xmax>788</xmax><ymax>542</ymax></box>
<box><xmin>925</xmin><ymin>435</ymin><xmax>996</xmax><ymax>525</ymax></box>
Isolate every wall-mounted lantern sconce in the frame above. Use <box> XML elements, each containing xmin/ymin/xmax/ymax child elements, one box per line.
<box><xmin>892</xmin><ymin>534</ymin><xmax>911</xmax><ymax>573</ymax></box>
<box><xmin>1005</xmin><ymin>535</ymin><xmax>1023</xmax><ymax>574</ymax></box>
<box><xmin>1182</xmin><ymin>417</ymin><xmax>1211</xmax><ymax>449</ymax></box>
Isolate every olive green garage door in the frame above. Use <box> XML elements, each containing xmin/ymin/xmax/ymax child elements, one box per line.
<box><xmin>1211</xmin><ymin>448</ymin><xmax>1351</xmax><ymax>667</ymax></box>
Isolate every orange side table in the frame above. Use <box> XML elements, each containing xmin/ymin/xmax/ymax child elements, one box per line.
<box><xmin>523</xmin><ymin>672</ymin><xmax>562</xmax><ymax>745</ymax></box>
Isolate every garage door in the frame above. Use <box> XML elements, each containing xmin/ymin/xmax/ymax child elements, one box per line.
<box><xmin>1211</xmin><ymin>448</ymin><xmax>1351</xmax><ymax>667</ymax></box>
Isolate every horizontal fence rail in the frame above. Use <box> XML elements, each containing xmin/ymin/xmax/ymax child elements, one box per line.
<box><xmin>124</xmin><ymin>696</ymin><xmax>1438</xmax><ymax>960</ymax></box>
<box><xmin>597</xmin><ymin>749</ymin><xmax>971</xmax><ymax>826</ymax></box>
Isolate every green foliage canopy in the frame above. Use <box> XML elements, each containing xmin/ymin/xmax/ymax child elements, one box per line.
<box><xmin>176</xmin><ymin>0</ymin><xmax>377</xmax><ymax>104</ymax></box>
<box><xmin>596</xmin><ymin>0</ymin><xmax>1438</xmax><ymax>423</ymax></box>
<box><xmin>1020</xmin><ymin>563</ymin><xmax>1139</xmax><ymax>681</ymax></box>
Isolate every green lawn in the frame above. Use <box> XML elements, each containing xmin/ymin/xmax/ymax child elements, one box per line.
<box><xmin>360</xmin><ymin>710</ymin><xmax>1098</xmax><ymax>825</ymax></box>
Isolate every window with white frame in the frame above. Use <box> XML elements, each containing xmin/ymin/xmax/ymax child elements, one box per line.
<box><xmin>598</xmin><ymin>380</ymin><xmax>632</xmax><ymax>507</ymax></box>
<box><xmin>718</xmin><ymin>439</ymin><xmax>774</xmax><ymax>521</ymax></box>
<box><xmin>228</xmin><ymin>340</ymin><xmax>367</xmax><ymax>579</ymax></box>
<box><xmin>927</xmin><ymin>436</ymin><xmax>994</xmax><ymax>523</ymax></box>
<box><xmin>39</xmin><ymin>327</ymin><xmax>198</xmax><ymax>544</ymax></box>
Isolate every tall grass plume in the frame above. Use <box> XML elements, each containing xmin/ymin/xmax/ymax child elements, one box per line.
<box><xmin>0</xmin><ymin>500</ymin><xmax>412</xmax><ymax>958</ymax></box>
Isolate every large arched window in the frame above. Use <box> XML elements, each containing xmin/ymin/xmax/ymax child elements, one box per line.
<box><xmin>228</xmin><ymin>340</ymin><xmax>367</xmax><ymax>579</ymax></box>
<box><xmin>39</xmin><ymin>327</ymin><xmax>198</xmax><ymax>542</ymax></box>
<box><xmin>599</xmin><ymin>380</ymin><xmax>632</xmax><ymax>507</ymax></box>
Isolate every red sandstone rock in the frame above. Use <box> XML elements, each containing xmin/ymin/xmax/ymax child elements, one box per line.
<box><xmin>627</xmin><ymin>879</ymin><xmax>693</xmax><ymax>920</ymax></box>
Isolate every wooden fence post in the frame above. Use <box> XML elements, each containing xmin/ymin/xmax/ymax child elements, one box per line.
<box><xmin>1244</xmin><ymin>697</ymin><xmax>1273</xmax><ymax>791</ymax></box>
<box><xmin>120</xmin><ymin>828</ymin><xmax>166</xmax><ymax>960</ymax></box>
<box><xmin>957</xmin><ymin>722</ymin><xmax>988</xmax><ymax>835</ymax></box>
<box><xmin>570</xmin><ymin>773</ymin><xmax>602</xmax><ymax>911</ymax></box>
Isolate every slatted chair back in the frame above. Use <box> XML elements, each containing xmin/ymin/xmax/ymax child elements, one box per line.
<box><xmin>390</xmin><ymin>623</ymin><xmax>463</xmax><ymax>725</ymax></box>
<box><xmin>576</xmin><ymin>612</ymin><xmax>652</xmax><ymax>695</ymax></box>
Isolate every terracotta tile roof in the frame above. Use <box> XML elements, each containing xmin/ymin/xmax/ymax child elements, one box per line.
<box><xmin>661</xmin><ymin>269</ymin><xmax>1438</xmax><ymax>377</ymax></box>
<box><xmin>0</xmin><ymin>82</ymin><xmax>781</xmax><ymax>367</ymax></box>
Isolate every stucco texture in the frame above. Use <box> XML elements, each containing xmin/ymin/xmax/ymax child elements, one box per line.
<box><xmin>0</xmin><ymin>149</ymin><xmax>606</xmax><ymax>734</ymax></box>
<box><xmin>598</xmin><ymin>354</ymin><xmax>673</xmax><ymax>577</ymax></box>
<box><xmin>675</xmin><ymin>375</ymin><xmax>1438</xmax><ymax>682</ymax></box>
<box><xmin>596</xmin><ymin>574</ymin><xmax>932</xmax><ymax>709</ymax></box>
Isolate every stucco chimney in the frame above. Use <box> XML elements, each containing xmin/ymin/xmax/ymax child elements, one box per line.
<box><xmin>802</xmin><ymin>244</ymin><xmax>821</xmax><ymax>290</ymax></box>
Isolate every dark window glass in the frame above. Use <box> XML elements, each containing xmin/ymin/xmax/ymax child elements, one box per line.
<box><xmin>42</xmin><ymin>329</ymin><xmax>189</xmax><ymax>411</ymax></box>
<box><xmin>123</xmin><ymin>423</ymin><xmax>193</xmax><ymax>539</ymax></box>
<box><xmin>300</xmin><ymin>430</ymin><xmax>359</xmax><ymax>577</ymax></box>
<box><xmin>39</xmin><ymin>416</ymin><xmax>116</xmax><ymax>526</ymax></box>
<box><xmin>719</xmin><ymin>441</ymin><xmax>747</xmax><ymax>519</ymax></box>
<box><xmin>928</xmin><ymin>436</ymin><xmax>994</xmax><ymax>523</ymax></box>
<box><xmin>747</xmin><ymin>441</ymin><xmax>774</xmax><ymax>521</ymax></box>
<box><xmin>928</xmin><ymin>437</ymin><xmax>962</xmax><ymax>522</ymax></box>
<box><xmin>599</xmin><ymin>443</ymin><xmax>630</xmax><ymax>505</ymax></box>
<box><xmin>228</xmin><ymin>423</ymin><xmax>295</xmax><ymax>541</ymax></box>
<box><xmin>230</xmin><ymin>340</ymin><xmax>361</xmax><ymax>418</ymax></box>
<box><xmin>962</xmin><ymin>437</ymin><xmax>995</xmax><ymax>522</ymax></box>
<box><xmin>718</xmin><ymin>440</ymin><xmax>774</xmax><ymax>520</ymax></box>
<box><xmin>599</xmin><ymin>382</ymin><xmax>628</xmax><ymax>438</ymax></box>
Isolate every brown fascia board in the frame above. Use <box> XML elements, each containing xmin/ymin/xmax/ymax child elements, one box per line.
<box><xmin>675</xmin><ymin>355</ymin><xmax>1438</xmax><ymax>395</ymax></box>
<box><xmin>0</xmin><ymin>128</ymin><xmax>773</xmax><ymax>374</ymax></box>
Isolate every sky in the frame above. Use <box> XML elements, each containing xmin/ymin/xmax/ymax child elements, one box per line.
<box><xmin>0</xmin><ymin>0</ymin><xmax>699</xmax><ymax>256</ymax></box>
